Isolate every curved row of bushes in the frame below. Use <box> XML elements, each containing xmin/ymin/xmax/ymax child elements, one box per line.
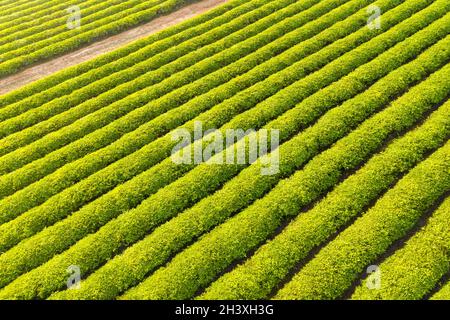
<box><xmin>0</xmin><ymin>0</ymin><xmax>434</xmax><ymax>252</ymax></box>
<box><xmin>118</xmin><ymin>50</ymin><xmax>450</xmax><ymax>301</ymax></box>
<box><xmin>0</xmin><ymin>0</ymin><xmax>251</xmax><ymax>108</ymax></box>
<box><xmin>0</xmin><ymin>0</ymin><xmax>376</xmax><ymax>220</ymax></box>
<box><xmin>0</xmin><ymin>15</ymin><xmax>447</xmax><ymax>298</ymax></box>
<box><xmin>0</xmin><ymin>0</ymin><xmax>440</xmax><ymax>229</ymax></box>
<box><xmin>274</xmin><ymin>140</ymin><xmax>450</xmax><ymax>299</ymax></box>
<box><xmin>201</xmin><ymin>98</ymin><xmax>450</xmax><ymax>300</ymax></box>
<box><xmin>352</xmin><ymin>193</ymin><xmax>450</xmax><ymax>299</ymax></box>
<box><xmin>0</xmin><ymin>0</ymin><xmax>292</xmax><ymax>142</ymax></box>
<box><xmin>0</xmin><ymin>0</ymin><xmax>343</xmax><ymax>225</ymax></box>
<box><xmin>0</xmin><ymin>0</ymin><xmax>211</xmax><ymax>77</ymax></box>
<box><xmin>0</xmin><ymin>0</ymin><xmax>338</xmax><ymax>165</ymax></box>
<box><xmin>432</xmin><ymin>268</ymin><xmax>450</xmax><ymax>299</ymax></box>
<box><xmin>0</xmin><ymin>0</ymin><xmax>138</xmax><ymax>45</ymax></box>
<box><xmin>0</xmin><ymin>0</ymin><xmax>389</xmax><ymax>269</ymax></box>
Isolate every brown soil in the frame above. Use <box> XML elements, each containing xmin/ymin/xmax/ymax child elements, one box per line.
<box><xmin>0</xmin><ymin>0</ymin><xmax>230</xmax><ymax>95</ymax></box>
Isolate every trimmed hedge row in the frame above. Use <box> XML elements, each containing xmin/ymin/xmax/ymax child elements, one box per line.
<box><xmin>1</xmin><ymin>16</ymin><xmax>447</xmax><ymax>298</ymax></box>
<box><xmin>0</xmin><ymin>0</ymin><xmax>368</xmax><ymax>212</ymax></box>
<box><xmin>0</xmin><ymin>0</ymin><xmax>79</xmax><ymax>34</ymax></box>
<box><xmin>0</xmin><ymin>0</ymin><xmax>32</xmax><ymax>10</ymax></box>
<box><xmin>201</xmin><ymin>99</ymin><xmax>450</xmax><ymax>300</ymax></box>
<box><xmin>0</xmin><ymin>0</ymin><xmax>63</xmax><ymax>23</ymax></box>
<box><xmin>0</xmin><ymin>0</ymin><xmax>252</xmax><ymax>109</ymax></box>
<box><xmin>0</xmin><ymin>0</ymin><xmax>428</xmax><ymax>245</ymax></box>
<box><xmin>0</xmin><ymin>0</ymin><xmax>201</xmax><ymax>77</ymax></box>
<box><xmin>0</xmin><ymin>0</ymin><xmax>177</xmax><ymax>58</ymax></box>
<box><xmin>1</xmin><ymin>0</ymin><xmax>43</xmax><ymax>6</ymax></box>
<box><xmin>0</xmin><ymin>0</ymin><xmax>380</xmax><ymax>254</ymax></box>
<box><xmin>0</xmin><ymin>0</ymin><xmax>383</xmax><ymax>269</ymax></box>
<box><xmin>0</xmin><ymin>0</ymin><xmax>335</xmax><ymax>223</ymax></box>
<box><xmin>0</xmin><ymin>0</ymin><xmax>130</xmax><ymax>45</ymax></box>
<box><xmin>431</xmin><ymin>271</ymin><xmax>450</xmax><ymax>299</ymax></box>
<box><xmin>0</xmin><ymin>0</ymin><xmax>41</xmax><ymax>10</ymax></box>
<box><xmin>0</xmin><ymin>0</ymin><xmax>442</xmax><ymax>255</ymax></box>
<box><xmin>118</xmin><ymin>47</ymin><xmax>450</xmax><ymax>301</ymax></box>
<box><xmin>274</xmin><ymin>141</ymin><xmax>450</xmax><ymax>300</ymax></box>
<box><xmin>0</xmin><ymin>0</ymin><xmax>300</xmax><ymax>79</ymax></box>
<box><xmin>55</xmin><ymin>96</ymin><xmax>450</xmax><ymax>300</ymax></box>
<box><xmin>0</xmin><ymin>0</ymin><xmax>303</xmax><ymax>154</ymax></box>
<box><xmin>351</xmin><ymin>193</ymin><xmax>450</xmax><ymax>300</ymax></box>
<box><xmin>0</xmin><ymin>0</ymin><xmax>169</xmax><ymax>51</ymax></box>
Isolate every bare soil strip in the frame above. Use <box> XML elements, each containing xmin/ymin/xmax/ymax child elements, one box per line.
<box><xmin>0</xmin><ymin>0</ymin><xmax>230</xmax><ymax>95</ymax></box>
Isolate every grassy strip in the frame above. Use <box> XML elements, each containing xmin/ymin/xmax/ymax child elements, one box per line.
<box><xmin>351</xmin><ymin>196</ymin><xmax>450</xmax><ymax>300</ymax></box>
<box><xmin>0</xmin><ymin>0</ymin><xmax>35</xmax><ymax>10</ymax></box>
<box><xmin>0</xmin><ymin>0</ymin><xmax>304</xmax><ymax>153</ymax></box>
<box><xmin>117</xmin><ymin>57</ymin><xmax>450</xmax><ymax>301</ymax></box>
<box><xmin>201</xmin><ymin>100</ymin><xmax>450</xmax><ymax>300</ymax></box>
<box><xmin>0</xmin><ymin>0</ymin><xmax>373</xmax><ymax>213</ymax></box>
<box><xmin>1</xmin><ymin>0</ymin><xmax>46</xmax><ymax>6</ymax></box>
<box><xmin>274</xmin><ymin>140</ymin><xmax>450</xmax><ymax>300</ymax></box>
<box><xmin>0</xmin><ymin>0</ymin><xmax>43</xmax><ymax>10</ymax></box>
<box><xmin>0</xmin><ymin>0</ymin><xmax>251</xmax><ymax>108</ymax></box>
<box><xmin>3</xmin><ymin>28</ymin><xmax>447</xmax><ymax>299</ymax></box>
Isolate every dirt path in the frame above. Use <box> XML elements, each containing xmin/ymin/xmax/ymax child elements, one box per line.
<box><xmin>0</xmin><ymin>0</ymin><xmax>230</xmax><ymax>95</ymax></box>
